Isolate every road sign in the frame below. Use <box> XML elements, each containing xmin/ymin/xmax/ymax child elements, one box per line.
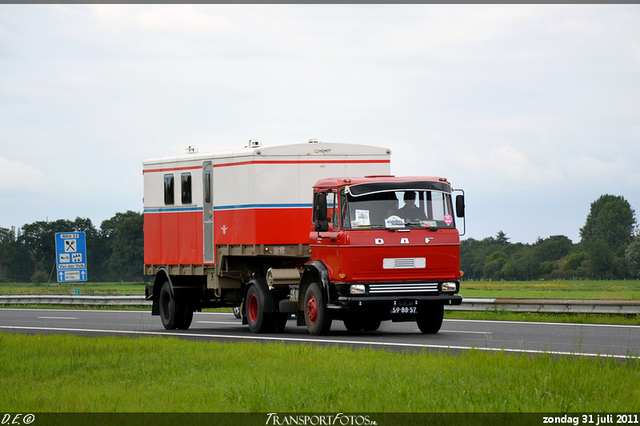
<box><xmin>55</xmin><ymin>232</ymin><xmax>88</xmax><ymax>283</ymax></box>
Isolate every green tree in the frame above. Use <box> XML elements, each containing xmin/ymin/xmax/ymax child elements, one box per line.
<box><xmin>100</xmin><ymin>211</ymin><xmax>144</xmax><ymax>281</ymax></box>
<box><xmin>588</xmin><ymin>239</ymin><xmax>614</xmax><ymax>278</ymax></box>
<box><xmin>626</xmin><ymin>237</ymin><xmax>640</xmax><ymax>279</ymax></box>
<box><xmin>533</xmin><ymin>235</ymin><xmax>573</xmax><ymax>263</ymax></box>
<box><xmin>495</xmin><ymin>230</ymin><xmax>510</xmax><ymax>246</ymax></box>
<box><xmin>580</xmin><ymin>195</ymin><xmax>636</xmax><ymax>252</ymax></box>
<box><xmin>565</xmin><ymin>251</ymin><xmax>588</xmax><ymax>271</ymax></box>
<box><xmin>483</xmin><ymin>251</ymin><xmax>508</xmax><ymax>279</ymax></box>
<box><xmin>506</xmin><ymin>248</ymin><xmax>540</xmax><ymax>281</ymax></box>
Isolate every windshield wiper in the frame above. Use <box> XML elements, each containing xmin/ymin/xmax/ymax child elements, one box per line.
<box><xmin>405</xmin><ymin>221</ymin><xmax>438</xmax><ymax>231</ymax></box>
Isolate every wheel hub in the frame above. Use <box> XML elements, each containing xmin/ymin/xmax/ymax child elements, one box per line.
<box><xmin>306</xmin><ymin>295</ymin><xmax>318</xmax><ymax>325</ymax></box>
<box><xmin>248</xmin><ymin>294</ymin><xmax>259</xmax><ymax>323</ymax></box>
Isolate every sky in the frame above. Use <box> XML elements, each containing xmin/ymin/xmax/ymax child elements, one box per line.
<box><xmin>1</xmin><ymin>4</ymin><xmax>639</xmax><ymax>244</ymax></box>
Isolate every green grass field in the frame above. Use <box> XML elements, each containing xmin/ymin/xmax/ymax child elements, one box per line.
<box><xmin>0</xmin><ymin>281</ymin><xmax>146</xmax><ymax>295</ymax></box>
<box><xmin>1</xmin><ymin>332</ymin><xmax>639</xmax><ymax>413</ymax></box>
<box><xmin>459</xmin><ymin>280</ymin><xmax>640</xmax><ymax>300</ymax></box>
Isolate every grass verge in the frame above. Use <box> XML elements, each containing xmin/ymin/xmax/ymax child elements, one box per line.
<box><xmin>460</xmin><ymin>279</ymin><xmax>640</xmax><ymax>300</ymax></box>
<box><xmin>1</xmin><ymin>332</ymin><xmax>639</xmax><ymax>413</ymax></box>
<box><xmin>445</xmin><ymin>309</ymin><xmax>640</xmax><ymax>325</ymax></box>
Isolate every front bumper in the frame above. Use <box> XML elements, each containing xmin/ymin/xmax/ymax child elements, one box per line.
<box><xmin>327</xmin><ymin>281</ymin><xmax>462</xmax><ymax>319</ymax></box>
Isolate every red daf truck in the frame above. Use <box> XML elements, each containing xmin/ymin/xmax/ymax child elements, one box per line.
<box><xmin>144</xmin><ymin>140</ymin><xmax>464</xmax><ymax>335</ymax></box>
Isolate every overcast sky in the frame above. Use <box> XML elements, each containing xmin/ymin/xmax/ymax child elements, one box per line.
<box><xmin>1</xmin><ymin>4</ymin><xmax>639</xmax><ymax>244</ymax></box>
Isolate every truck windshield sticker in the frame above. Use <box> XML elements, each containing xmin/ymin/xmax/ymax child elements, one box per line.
<box><xmin>385</xmin><ymin>215</ymin><xmax>405</xmax><ymax>228</ymax></box>
<box><xmin>353</xmin><ymin>209</ymin><xmax>371</xmax><ymax>227</ymax></box>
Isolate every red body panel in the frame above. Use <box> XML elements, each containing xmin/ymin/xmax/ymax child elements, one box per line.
<box><xmin>311</xmin><ymin>228</ymin><xmax>460</xmax><ymax>283</ymax></box>
<box><xmin>144</xmin><ymin>208</ymin><xmax>313</xmax><ymax>265</ymax></box>
<box><xmin>144</xmin><ymin>211</ymin><xmax>203</xmax><ymax>265</ymax></box>
<box><xmin>214</xmin><ymin>208</ymin><xmax>312</xmax><ymax>245</ymax></box>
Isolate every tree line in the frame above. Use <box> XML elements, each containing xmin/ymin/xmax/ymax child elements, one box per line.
<box><xmin>0</xmin><ymin>211</ymin><xmax>143</xmax><ymax>283</ymax></box>
<box><xmin>461</xmin><ymin>195</ymin><xmax>640</xmax><ymax>281</ymax></box>
<box><xmin>1</xmin><ymin>194</ymin><xmax>639</xmax><ymax>283</ymax></box>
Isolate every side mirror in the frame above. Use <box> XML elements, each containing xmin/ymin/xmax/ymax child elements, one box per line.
<box><xmin>315</xmin><ymin>222</ymin><xmax>329</xmax><ymax>232</ymax></box>
<box><xmin>314</xmin><ymin>192</ymin><xmax>328</xmax><ymax>222</ymax></box>
<box><xmin>455</xmin><ymin>194</ymin><xmax>465</xmax><ymax>218</ymax></box>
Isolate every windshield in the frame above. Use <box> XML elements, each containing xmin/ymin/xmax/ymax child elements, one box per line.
<box><xmin>342</xmin><ymin>189</ymin><xmax>455</xmax><ymax>230</ymax></box>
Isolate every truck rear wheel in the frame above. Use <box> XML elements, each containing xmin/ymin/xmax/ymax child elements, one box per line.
<box><xmin>246</xmin><ymin>284</ymin><xmax>282</xmax><ymax>333</ymax></box>
<box><xmin>416</xmin><ymin>303</ymin><xmax>444</xmax><ymax>334</ymax></box>
<box><xmin>304</xmin><ymin>282</ymin><xmax>332</xmax><ymax>336</ymax></box>
<box><xmin>159</xmin><ymin>281</ymin><xmax>193</xmax><ymax>330</ymax></box>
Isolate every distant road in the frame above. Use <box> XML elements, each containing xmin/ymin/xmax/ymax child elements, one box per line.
<box><xmin>1</xmin><ymin>308</ymin><xmax>639</xmax><ymax>359</ymax></box>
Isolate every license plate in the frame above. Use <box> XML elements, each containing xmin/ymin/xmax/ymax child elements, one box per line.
<box><xmin>390</xmin><ymin>306</ymin><xmax>417</xmax><ymax>315</ymax></box>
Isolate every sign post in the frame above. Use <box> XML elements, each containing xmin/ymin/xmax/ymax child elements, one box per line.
<box><xmin>55</xmin><ymin>232</ymin><xmax>88</xmax><ymax>287</ymax></box>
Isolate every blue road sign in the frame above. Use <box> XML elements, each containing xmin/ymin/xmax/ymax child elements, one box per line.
<box><xmin>55</xmin><ymin>232</ymin><xmax>88</xmax><ymax>283</ymax></box>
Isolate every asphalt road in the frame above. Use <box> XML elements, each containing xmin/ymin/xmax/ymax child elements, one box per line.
<box><xmin>1</xmin><ymin>308</ymin><xmax>639</xmax><ymax>359</ymax></box>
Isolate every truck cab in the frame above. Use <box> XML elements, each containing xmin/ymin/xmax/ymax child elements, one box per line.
<box><xmin>302</xmin><ymin>176</ymin><xmax>464</xmax><ymax>334</ymax></box>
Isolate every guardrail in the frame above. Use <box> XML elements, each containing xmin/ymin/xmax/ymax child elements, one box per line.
<box><xmin>0</xmin><ymin>294</ymin><xmax>151</xmax><ymax>306</ymax></box>
<box><xmin>1</xmin><ymin>295</ymin><xmax>640</xmax><ymax>315</ymax></box>
<box><xmin>449</xmin><ymin>297</ymin><xmax>640</xmax><ymax>315</ymax></box>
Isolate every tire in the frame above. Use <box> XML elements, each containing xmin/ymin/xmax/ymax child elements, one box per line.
<box><xmin>416</xmin><ymin>304</ymin><xmax>444</xmax><ymax>334</ymax></box>
<box><xmin>246</xmin><ymin>284</ymin><xmax>277</xmax><ymax>333</ymax></box>
<box><xmin>159</xmin><ymin>281</ymin><xmax>181</xmax><ymax>330</ymax></box>
<box><xmin>274</xmin><ymin>313</ymin><xmax>288</xmax><ymax>333</ymax></box>
<box><xmin>343</xmin><ymin>316</ymin><xmax>381</xmax><ymax>332</ymax></box>
<box><xmin>233</xmin><ymin>307</ymin><xmax>242</xmax><ymax>319</ymax></box>
<box><xmin>362</xmin><ymin>318</ymin><xmax>381</xmax><ymax>332</ymax></box>
<box><xmin>343</xmin><ymin>316</ymin><xmax>363</xmax><ymax>332</ymax></box>
<box><xmin>177</xmin><ymin>300</ymin><xmax>194</xmax><ymax>330</ymax></box>
<box><xmin>304</xmin><ymin>282</ymin><xmax>332</xmax><ymax>335</ymax></box>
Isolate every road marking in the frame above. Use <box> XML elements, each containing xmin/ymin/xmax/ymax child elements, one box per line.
<box><xmin>445</xmin><ymin>318</ymin><xmax>640</xmax><ymax>330</ymax></box>
<box><xmin>195</xmin><ymin>321</ymin><xmax>238</xmax><ymax>325</ymax></box>
<box><xmin>37</xmin><ymin>316</ymin><xmax>79</xmax><ymax>320</ymax></box>
<box><xmin>0</xmin><ymin>325</ymin><xmax>635</xmax><ymax>360</ymax></box>
<box><xmin>440</xmin><ymin>329</ymin><xmax>492</xmax><ymax>335</ymax></box>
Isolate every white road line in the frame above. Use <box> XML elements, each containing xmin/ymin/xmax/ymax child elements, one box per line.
<box><xmin>195</xmin><ymin>321</ymin><xmax>238</xmax><ymax>325</ymax></box>
<box><xmin>1</xmin><ymin>325</ymin><xmax>635</xmax><ymax>360</ymax></box>
<box><xmin>445</xmin><ymin>318</ymin><xmax>640</xmax><ymax>330</ymax></box>
<box><xmin>37</xmin><ymin>316</ymin><xmax>79</xmax><ymax>320</ymax></box>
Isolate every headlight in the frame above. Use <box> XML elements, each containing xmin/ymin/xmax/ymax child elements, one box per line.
<box><xmin>441</xmin><ymin>282</ymin><xmax>457</xmax><ymax>292</ymax></box>
<box><xmin>350</xmin><ymin>285</ymin><xmax>366</xmax><ymax>295</ymax></box>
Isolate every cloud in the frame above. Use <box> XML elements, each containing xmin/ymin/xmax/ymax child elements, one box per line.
<box><xmin>90</xmin><ymin>5</ymin><xmax>233</xmax><ymax>34</ymax></box>
<box><xmin>0</xmin><ymin>157</ymin><xmax>48</xmax><ymax>192</ymax></box>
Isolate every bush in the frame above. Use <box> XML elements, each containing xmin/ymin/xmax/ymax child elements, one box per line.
<box><xmin>30</xmin><ymin>270</ymin><xmax>49</xmax><ymax>286</ymax></box>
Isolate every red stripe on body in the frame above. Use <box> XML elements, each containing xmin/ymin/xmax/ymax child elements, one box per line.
<box><xmin>143</xmin><ymin>159</ymin><xmax>390</xmax><ymax>174</ymax></box>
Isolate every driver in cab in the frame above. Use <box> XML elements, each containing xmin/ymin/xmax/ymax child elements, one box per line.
<box><xmin>398</xmin><ymin>191</ymin><xmax>427</xmax><ymax>222</ymax></box>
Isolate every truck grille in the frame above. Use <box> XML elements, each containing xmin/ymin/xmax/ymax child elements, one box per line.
<box><xmin>382</xmin><ymin>257</ymin><xmax>426</xmax><ymax>269</ymax></box>
<box><xmin>368</xmin><ymin>283</ymin><xmax>438</xmax><ymax>294</ymax></box>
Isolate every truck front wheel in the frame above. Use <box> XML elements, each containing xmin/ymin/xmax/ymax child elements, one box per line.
<box><xmin>343</xmin><ymin>316</ymin><xmax>381</xmax><ymax>332</ymax></box>
<box><xmin>416</xmin><ymin>303</ymin><xmax>444</xmax><ymax>334</ymax></box>
<box><xmin>304</xmin><ymin>282</ymin><xmax>332</xmax><ymax>336</ymax></box>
